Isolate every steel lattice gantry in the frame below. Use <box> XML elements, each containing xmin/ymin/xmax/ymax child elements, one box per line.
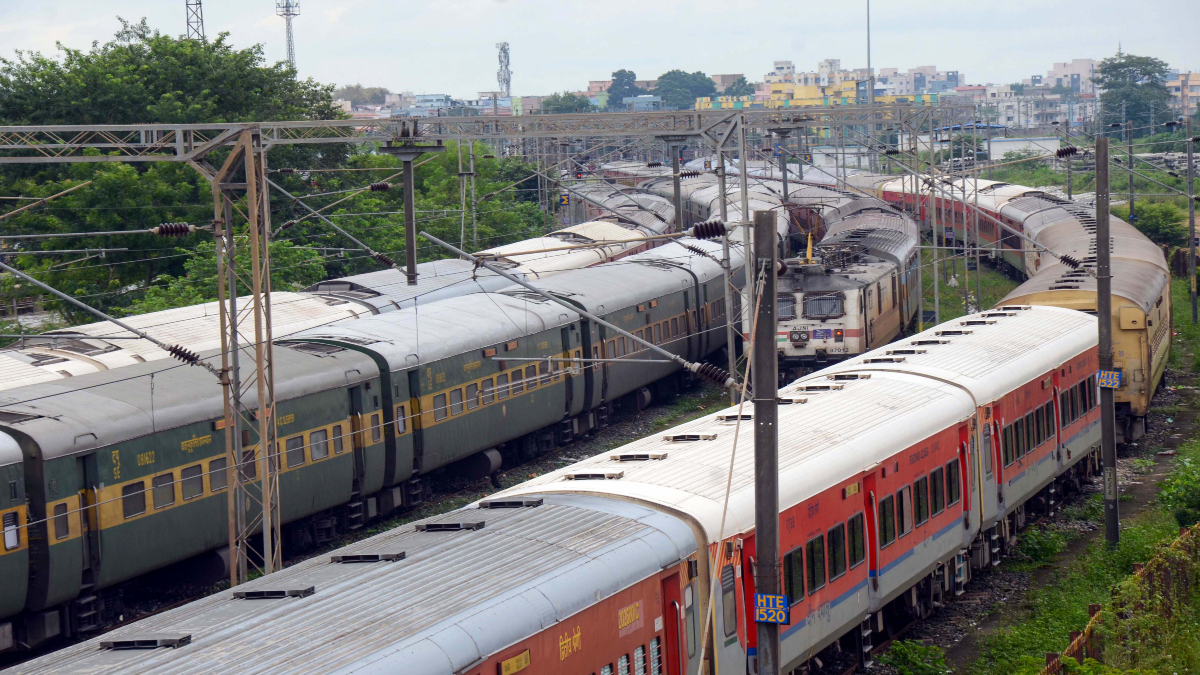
<box><xmin>0</xmin><ymin>103</ymin><xmax>974</xmax><ymax>163</ymax></box>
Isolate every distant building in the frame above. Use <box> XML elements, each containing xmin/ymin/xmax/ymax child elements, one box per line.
<box><xmin>587</xmin><ymin>80</ymin><xmax>612</xmax><ymax>95</ymax></box>
<box><xmin>764</xmin><ymin>61</ymin><xmax>796</xmax><ymax>84</ymax></box>
<box><xmin>332</xmin><ymin>99</ymin><xmax>352</xmax><ymax>113</ymax></box>
<box><xmin>511</xmin><ymin>96</ymin><xmax>544</xmax><ymax>116</ymax></box>
<box><xmin>622</xmin><ymin>95</ymin><xmax>662</xmax><ymax>112</ymax></box>
<box><xmin>710</xmin><ymin>74</ymin><xmax>744</xmax><ymax>93</ymax></box>
<box><xmin>589</xmin><ymin>91</ymin><xmax>610</xmax><ymax>109</ymax></box>
<box><xmin>1167</xmin><ymin>72</ymin><xmax>1198</xmax><ymax>116</ymax></box>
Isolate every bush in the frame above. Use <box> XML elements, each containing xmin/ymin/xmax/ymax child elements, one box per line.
<box><xmin>1158</xmin><ymin>454</ymin><xmax>1200</xmax><ymax>527</ymax></box>
<box><xmin>876</xmin><ymin>640</ymin><xmax>949</xmax><ymax>675</ymax></box>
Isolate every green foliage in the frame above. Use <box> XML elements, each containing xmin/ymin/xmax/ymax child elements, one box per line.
<box><xmin>607</xmin><ymin>69</ymin><xmax>648</xmax><ymax>107</ymax></box>
<box><xmin>653</xmin><ymin>69</ymin><xmax>716</xmax><ymax>110</ymax></box>
<box><xmin>1051</xmin><ymin>83</ymin><xmax>1075</xmax><ymax>96</ymax></box>
<box><xmin>722</xmin><ymin>76</ymin><xmax>755</xmax><ymax>98</ymax></box>
<box><xmin>0</xmin><ymin>18</ymin><xmax>340</xmax><ymax>125</ymax></box>
<box><xmin>1010</xmin><ymin>525</ymin><xmax>1069</xmax><ymax>570</ymax></box>
<box><xmin>540</xmin><ymin>92</ymin><xmax>594</xmax><ymax>114</ymax></box>
<box><xmin>1095</xmin><ymin>51</ymin><xmax>1172</xmax><ymax>133</ymax></box>
<box><xmin>1010</xmin><ymin>83</ymin><xmax>1026</xmax><ymax>95</ymax></box>
<box><xmin>1120</xmin><ymin>201</ymin><xmax>1189</xmax><ymax>248</ymax></box>
<box><xmin>1159</xmin><ymin>453</ymin><xmax>1200</xmax><ymax>527</ymax></box>
<box><xmin>332</xmin><ymin>84</ymin><xmax>390</xmax><ymax>106</ymax></box>
<box><xmin>876</xmin><ymin>640</ymin><xmax>949</xmax><ymax>675</ymax></box>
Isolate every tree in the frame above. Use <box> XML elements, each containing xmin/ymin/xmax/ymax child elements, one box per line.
<box><xmin>1009</xmin><ymin>83</ymin><xmax>1026</xmax><ymax>95</ymax></box>
<box><xmin>1050</xmin><ymin>83</ymin><xmax>1074</xmax><ymax>96</ymax></box>
<box><xmin>722</xmin><ymin>76</ymin><xmax>755</xmax><ymax>98</ymax></box>
<box><xmin>332</xmin><ymin>84</ymin><xmax>391</xmax><ymax>106</ymax></box>
<box><xmin>1094</xmin><ymin>51</ymin><xmax>1171</xmax><ymax>134</ymax></box>
<box><xmin>540</xmin><ymin>92</ymin><xmax>594</xmax><ymax>114</ymax></box>
<box><xmin>607</xmin><ymin>69</ymin><xmax>647</xmax><ymax>108</ymax></box>
<box><xmin>0</xmin><ymin>18</ymin><xmax>341</xmax><ymax>125</ymax></box>
<box><xmin>653</xmin><ymin>70</ymin><xmax>717</xmax><ymax>110</ymax></box>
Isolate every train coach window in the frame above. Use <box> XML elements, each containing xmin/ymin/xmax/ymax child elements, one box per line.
<box><xmin>671</xmin><ymin>317</ymin><xmax>679</xmax><ymax>337</ymax></box>
<box><xmin>878</xmin><ymin>495</ymin><xmax>896</xmax><ymax>547</ymax></box>
<box><xmin>828</xmin><ymin>524</ymin><xmax>847</xmax><ymax>580</ymax></box>
<box><xmin>1060</xmin><ymin>392</ymin><xmax>1070</xmax><ymax>427</ymax></box>
<box><xmin>848</xmin><ymin>513</ymin><xmax>866</xmax><ymax>567</ymax></box>
<box><xmin>3</xmin><ymin>512</ymin><xmax>18</xmax><ymax>550</ymax></box>
<box><xmin>310</xmin><ymin>429</ymin><xmax>329</xmax><ymax>461</ymax></box>
<box><xmin>394</xmin><ymin>407</ymin><xmax>406</xmax><ymax>434</ymax></box>
<box><xmin>721</xmin><ymin>565</ymin><xmax>738</xmax><ymax>636</ymax></box>
<box><xmin>433</xmin><ymin>394</ymin><xmax>448</xmax><ymax>421</ymax></box>
<box><xmin>684</xmin><ymin>585</ymin><xmax>696</xmax><ymax>657</ymax></box>
<box><xmin>511</xmin><ymin>370</ymin><xmax>525</xmax><ymax>395</ymax></box>
<box><xmin>654</xmin><ymin>324</ymin><xmax>662</xmax><ymax>345</ymax></box>
<box><xmin>783</xmin><ymin>546</ymin><xmax>804</xmax><ymax>602</ymax></box>
<box><xmin>1002</xmin><ymin>424</ymin><xmax>1013</xmax><ymax>467</ymax></box>
<box><xmin>1024</xmin><ymin>413</ymin><xmax>1035</xmax><ymax>453</ymax></box>
<box><xmin>1035</xmin><ymin>407</ymin><xmax>1046</xmax><ymax>447</ymax></box>
<box><xmin>1014</xmin><ymin>418</ymin><xmax>1026</xmax><ymax>458</ymax></box>
<box><xmin>332</xmin><ymin>425</ymin><xmax>345</xmax><ymax>455</ymax></box>
<box><xmin>635</xmin><ymin>645</ymin><xmax>647</xmax><ymax>675</ymax></box>
<box><xmin>897</xmin><ymin>486</ymin><xmax>912</xmax><ymax>536</ymax></box>
<box><xmin>496</xmin><ymin>373</ymin><xmax>509</xmax><ymax>400</ymax></box>
<box><xmin>286</xmin><ymin>436</ymin><xmax>306</xmax><ymax>468</ymax></box>
<box><xmin>450</xmin><ymin>388</ymin><xmax>464</xmax><ymax>415</ymax></box>
<box><xmin>618</xmin><ymin>654</ymin><xmax>630</xmax><ymax>675</ymax></box>
<box><xmin>539</xmin><ymin>361</ymin><xmax>551</xmax><ymax>386</ymax></box>
<box><xmin>371</xmin><ymin>414</ymin><xmax>382</xmax><ymax>442</ymax></box>
<box><xmin>1089</xmin><ymin>376</ymin><xmax>1098</xmax><ymax>410</ymax></box>
<box><xmin>650</xmin><ymin>637</ymin><xmax>662</xmax><ymax>675</ymax></box>
<box><xmin>601</xmin><ymin>665</ymin><xmax>613</xmax><ymax>675</ymax></box>
<box><xmin>153</xmin><ymin>473</ymin><xmax>175</xmax><ymax>509</ymax></box>
<box><xmin>242</xmin><ymin>449</ymin><xmax>257</xmax><ymax>480</ymax></box>
<box><xmin>524</xmin><ymin>365</ymin><xmax>538</xmax><ymax>388</ymax></box>
<box><xmin>181</xmin><ymin>464</ymin><xmax>204</xmax><ymax>500</ymax></box>
<box><xmin>803</xmin><ymin>292</ymin><xmax>846</xmax><ymax>320</ymax></box>
<box><xmin>778</xmin><ymin>293</ymin><xmax>797</xmax><ymax>321</ymax></box>
<box><xmin>210</xmin><ymin>458</ymin><xmax>228</xmax><ymax>491</ymax></box>
<box><xmin>54</xmin><ymin>503</ymin><xmax>69</xmax><ymax>540</ymax></box>
<box><xmin>481</xmin><ymin>378</ymin><xmax>496</xmax><ymax>404</ymax></box>
<box><xmin>931</xmin><ymin>468</ymin><xmax>946</xmax><ymax>515</ymax></box>
<box><xmin>947</xmin><ymin>459</ymin><xmax>962</xmax><ymax>506</ymax></box>
<box><xmin>982</xmin><ymin>426</ymin><xmax>993</xmax><ymax>475</ymax></box>
<box><xmin>122</xmin><ymin>482</ymin><xmax>146</xmax><ymax>519</ymax></box>
<box><xmin>1043</xmin><ymin>403</ymin><xmax>1055</xmax><ymax>438</ymax></box>
<box><xmin>466</xmin><ymin>384</ymin><xmax>480</xmax><ymax>410</ymax></box>
<box><xmin>914</xmin><ymin>477</ymin><xmax>930</xmax><ymax>526</ymax></box>
<box><xmin>805</xmin><ymin>535</ymin><xmax>826</xmax><ymax>594</ymax></box>
<box><xmin>1069</xmin><ymin>387</ymin><xmax>1080</xmax><ymax>423</ymax></box>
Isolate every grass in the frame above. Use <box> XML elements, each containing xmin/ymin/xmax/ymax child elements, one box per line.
<box><xmin>917</xmin><ymin>246</ymin><xmax>1021</xmax><ymax>326</ymax></box>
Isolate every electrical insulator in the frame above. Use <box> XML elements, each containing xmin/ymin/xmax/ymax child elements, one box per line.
<box><xmin>167</xmin><ymin>344</ymin><xmax>200</xmax><ymax>365</ymax></box>
<box><xmin>372</xmin><ymin>252</ymin><xmax>396</xmax><ymax>267</ymax></box>
<box><xmin>1058</xmin><ymin>255</ymin><xmax>1082</xmax><ymax>269</ymax></box>
<box><xmin>690</xmin><ymin>220</ymin><xmax>728</xmax><ymax>241</ymax></box>
<box><xmin>369</xmin><ymin>182</ymin><xmax>391</xmax><ymax>192</ymax></box>
<box><xmin>153</xmin><ymin>223</ymin><xmax>194</xmax><ymax>237</ymax></box>
<box><xmin>691</xmin><ymin>362</ymin><xmax>737</xmax><ymax>389</ymax></box>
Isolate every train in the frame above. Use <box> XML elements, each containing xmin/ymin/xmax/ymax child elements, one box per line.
<box><xmin>0</xmin><ymin>187</ymin><xmax>677</xmax><ymax>394</ymax></box>
<box><xmin>0</xmin><ymin>237</ymin><xmax>743</xmax><ymax>654</ymax></box>
<box><xmin>7</xmin><ymin>305</ymin><xmax>1105</xmax><ymax>675</ymax></box>
<box><xmin>603</xmin><ymin>156</ymin><xmax>1168</xmax><ymax>436</ymax></box>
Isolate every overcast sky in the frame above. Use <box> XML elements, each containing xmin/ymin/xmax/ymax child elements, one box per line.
<box><xmin>2</xmin><ymin>1</ymin><xmax>1197</xmax><ymax>99</ymax></box>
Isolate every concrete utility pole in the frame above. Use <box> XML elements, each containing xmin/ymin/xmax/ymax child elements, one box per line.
<box><xmin>717</xmin><ymin>151</ymin><xmax>738</xmax><ymax>405</ymax></box>
<box><xmin>752</xmin><ymin>210</ymin><xmax>781</xmax><ymax>675</ymax></box>
<box><xmin>1189</xmin><ymin>117</ymin><xmax>1197</xmax><ymax>324</ymax></box>
<box><xmin>1096</xmin><ymin>138</ymin><xmax>1120</xmax><ymax>548</ymax></box>
<box><xmin>773</xmin><ymin>130</ymin><xmax>791</xmax><ymax>201</ymax></box>
<box><xmin>739</xmin><ymin>118</ymin><xmax>753</xmax><ymax>325</ymax></box>
<box><xmin>381</xmin><ymin>137</ymin><xmax>447</xmax><ymax>284</ymax></box>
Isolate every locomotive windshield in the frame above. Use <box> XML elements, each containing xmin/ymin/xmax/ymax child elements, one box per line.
<box><xmin>802</xmin><ymin>292</ymin><xmax>845</xmax><ymax>320</ymax></box>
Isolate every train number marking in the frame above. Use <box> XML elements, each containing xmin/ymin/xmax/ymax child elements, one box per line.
<box><xmin>755</xmin><ymin>594</ymin><xmax>790</xmax><ymax>624</ymax></box>
<box><xmin>617</xmin><ymin>600</ymin><xmax>644</xmax><ymax>637</ymax></box>
<box><xmin>111</xmin><ymin>450</ymin><xmax>121</xmax><ymax>480</ymax></box>
<box><xmin>136</xmin><ymin>451</ymin><xmax>155</xmax><ymax>467</ymax></box>
<box><xmin>807</xmin><ymin>502</ymin><xmax>819</xmax><ymax>518</ymax></box>
<box><xmin>908</xmin><ymin>447</ymin><xmax>929</xmax><ymax>465</ymax></box>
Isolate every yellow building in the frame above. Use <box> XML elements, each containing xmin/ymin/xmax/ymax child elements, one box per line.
<box><xmin>696</xmin><ymin>82</ymin><xmax>939</xmax><ymax>111</ymax></box>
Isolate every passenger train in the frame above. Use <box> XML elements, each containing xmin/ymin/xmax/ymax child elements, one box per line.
<box><xmin>0</xmin><ymin>238</ymin><xmax>742</xmax><ymax>653</ymax></box>
<box><xmin>8</xmin><ymin>305</ymin><xmax>1105</xmax><ymax>675</ymax></box>
<box><xmin>0</xmin><ymin>186</ymin><xmax>677</xmax><ymax>394</ymax></box>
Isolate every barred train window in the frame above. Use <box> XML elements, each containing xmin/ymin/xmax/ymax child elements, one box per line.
<box><xmin>897</xmin><ymin>485</ymin><xmax>912</xmax><ymax>536</ymax></box>
<box><xmin>371</xmin><ymin>413</ymin><xmax>381</xmax><ymax>442</ymax></box>
<box><xmin>721</xmin><ymin>565</ymin><xmax>738</xmax><ymax>636</ymax></box>
<box><xmin>777</xmin><ymin>294</ymin><xmax>797</xmax><ymax>321</ymax></box>
<box><xmin>433</xmin><ymin>394</ymin><xmax>448</xmax><ymax>421</ymax></box>
<box><xmin>3</xmin><ymin>511</ymin><xmax>18</xmax><ymax>550</ymax></box>
<box><xmin>481</xmin><ymin>378</ymin><xmax>495</xmax><ymax>405</ymax></box>
<box><xmin>618</xmin><ymin>654</ymin><xmax>630</xmax><ymax>675</ymax></box>
<box><xmin>181</xmin><ymin>464</ymin><xmax>204</xmax><ymax>500</ymax></box>
<box><xmin>122</xmin><ymin>482</ymin><xmax>146</xmax><ymax>519</ymax></box>
<box><xmin>511</xmin><ymin>370</ymin><xmax>525</xmax><ymax>395</ymax></box>
<box><xmin>914</xmin><ymin>476</ymin><xmax>930</xmax><ymax>525</ymax></box>
<box><xmin>946</xmin><ymin>459</ymin><xmax>961</xmax><ymax>506</ymax></box>
<box><xmin>496</xmin><ymin>373</ymin><xmax>509</xmax><ymax>400</ymax></box>
<box><xmin>806</xmin><ymin>535</ymin><xmax>826</xmax><ymax>594</ymax></box>
<box><xmin>848</xmin><ymin>513</ymin><xmax>866</xmax><ymax>567</ymax></box>
<box><xmin>54</xmin><ymin>503</ymin><xmax>69</xmax><ymax>540</ymax></box>
<box><xmin>210</xmin><ymin>458</ymin><xmax>228</xmax><ymax>491</ymax></box>
<box><xmin>783</xmin><ymin>546</ymin><xmax>804</xmax><ymax>603</ymax></box>
<box><xmin>310</xmin><ymin>429</ymin><xmax>329</xmax><ymax>461</ymax></box>
<box><xmin>450</xmin><ymin>388</ymin><xmax>464</xmax><ymax>415</ymax></box>
<box><xmin>878</xmin><ymin>494</ymin><xmax>896</xmax><ymax>546</ymax></box>
<box><xmin>802</xmin><ymin>292</ymin><xmax>845</xmax><ymax>320</ymax></box>
<box><xmin>332</xmin><ymin>425</ymin><xmax>344</xmax><ymax>454</ymax></box>
<box><xmin>650</xmin><ymin>637</ymin><xmax>663</xmax><ymax>675</ymax></box>
<box><xmin>286</xmin><ymin>436</ymin><xmax>305</xmax><ymax>468</ymax></box>
<box><xmin>466</xmin><ymin>383</ymin><xmax>479</xmax><ymax>410</ymax></box>
<box><xmin>931</xmin><ymin>467</ymin><xmax>945</xmax><ymax>515</ymax></box>
<box><xmin>394</xmin><ymin>406</ymin><xmax>407</xmax><ymax>434</ymax></box>
<box><xmin>635</xmin><ymin>645</ymin><xmax>647</xmax><ymax>675</ymax></box>
<box><xmin>153</xmin><ymin>473</ymin><xmax>175</xmax><ymax>509</ymax></box>
<box><xmin>828</xmin><ymin>523</ymin><xmax>847</xmax><ymax>580</ymax></box>
<box><xmin>525</xmin><ymin>365</ymin><xmax>537</xmax><ymax>389</ymax></box>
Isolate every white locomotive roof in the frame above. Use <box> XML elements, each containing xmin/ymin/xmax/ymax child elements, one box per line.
<box><xmin>493</xmin><ymin>306</ymin><xmax>1096</xmax><ymax>544</ymax></box>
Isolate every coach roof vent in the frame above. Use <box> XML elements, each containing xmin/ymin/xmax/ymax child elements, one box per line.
<box><xmin>478</xmin><ymin>498</ymin><xmax>544</xmax><ymax>508</ymax></box>
<box><xmin>563</xmin><ymin>470</ymin><xmax>624</xmax><ymax>481</ymax></box>
<box><xmin>980</xmin><ymin>311</ymin><xmax>1017</xmax><ymax>318</ymax></box>
<box><xmin>100</xmin><ymin>634</ymin><xmax>191</xmax><ymax>651</ymax></box>
<box><xmin>415</xmin><ymin>521</ymin><xmax>485</xmax><ymax>532</ymax></box>
<box><xmin>330</xmin><ymin>552</ymin><xmax>406</xmax><ymax>563</ymax></box>
<box><xmin>1048</xmin><ymin>284</ymin><xmax>1081</xmax><ymax>290</ymax></box>
<box><xmin>934</xmin><ymin>330</ymin><xmax>973</xmax><ymax>337</ymax></box>
<box><xmin>885</xmin><ymin>349</ymin><xmax>926</xmax><ymax>355</ymax></box>
<box><xmin>959</xmin><ymin>320</ymin><xmax>997</xmax><ymax>326</ymax></box>
<box><xmin>282</xmin><ymin>342</ymin><xmax>346</xmax><ymax>356</ymax></box>
<box><xmin>663</xmin><ymin>433</ymin><xmax>718</xmax><ymax>442</ymax></box>
<box><xmin>863</xmin><ymin>357</ymin><xmax>905</xmax><ymax>363</ymax></box>
<box><xmin>716</xmin><ymin>413</ymin><xmax>753</xmax><ymax>422</ymax></box>
<box><xmin>777</xmin><ymin>397</ymin><xmax>808</xmax><ymax>405</ymax></box>
<box><xmin>909</xmin><ymin>339</ymin><xmax>950</xmax><ymax>346</ymax></box>
<box><xmin>610</xmin><ymin>452</ymin><xmax>668</xmax><ymax>462</ymax></box>
<box><xmin>233</xmin><ymin>587</ymin><xmax>315</xmax><ymax>599</ymax></box>
<box><xmin>794</xmin><ymin>383</ymin><xmax>845</xmax><ymax>392</ymax></box>
<box><xmin>829</xmin><ymin>373</ymin><xmax>871</xmax><ymax>380</ymax></box>
<box><xmin>998</xmin><ymin>305</ymin><xmax>1031</xmax><ymax>311</ymax></box>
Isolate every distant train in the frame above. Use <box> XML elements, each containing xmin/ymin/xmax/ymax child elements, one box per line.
<box><xmin>10</xmin><ymin>306</ymin><xmax>1106</xmax><ymax>675</ymax></box>
<box><xmin>0</xmin><ymin>236</ymin><xmax>743</xmax><ymax>653</ymax></box>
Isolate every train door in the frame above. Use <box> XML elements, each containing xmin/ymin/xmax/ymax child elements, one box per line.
<box><xmin>957</xmin><ymin>423</ymin><xmax>973</xmax><ymax>528</ymax></box>
<box><xmin>662</xmin><ymin>572</ymin><xmax>685</xmax><ymax>675</ymax></box>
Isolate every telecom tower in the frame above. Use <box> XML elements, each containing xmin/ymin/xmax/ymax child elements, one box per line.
<box><xmin>496</xmin><ymin>42</ymin><xmax>512</xmax><ymax>97</ymax></box>
<box><xmin>276</xmin><ymin>0</ymin><xmax>300</xmax><ymax>67</ymax></box>
<box><xmin>185</xmin><ymin>0</ymin><xmax>205</xmax><ymax>40</ymax></box>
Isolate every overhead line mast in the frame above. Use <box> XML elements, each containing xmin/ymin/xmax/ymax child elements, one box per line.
<box><xmin>276</xmin><ymin>0</ymin><xmax>299</xmax><ymax>67</ymax></box>
<box><xmin>185</xmin><ymin>0</ymin><xmax>205</xmax><ymax>40</ymax></box>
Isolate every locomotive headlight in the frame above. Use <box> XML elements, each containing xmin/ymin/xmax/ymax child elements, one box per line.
<box><xmin>789</xmin><ymin>330</ymin><xmax>804</xmax><ymax>342</ymax></box>
<box><xmin>798</xmin><ymin>331</ymin><xmax>810</xmax><ymax>341</ymax></box>
<box><xmin>834</xmin><ymin>329</ymin><xmax>844</xmax><ymax>342</ymax></box>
